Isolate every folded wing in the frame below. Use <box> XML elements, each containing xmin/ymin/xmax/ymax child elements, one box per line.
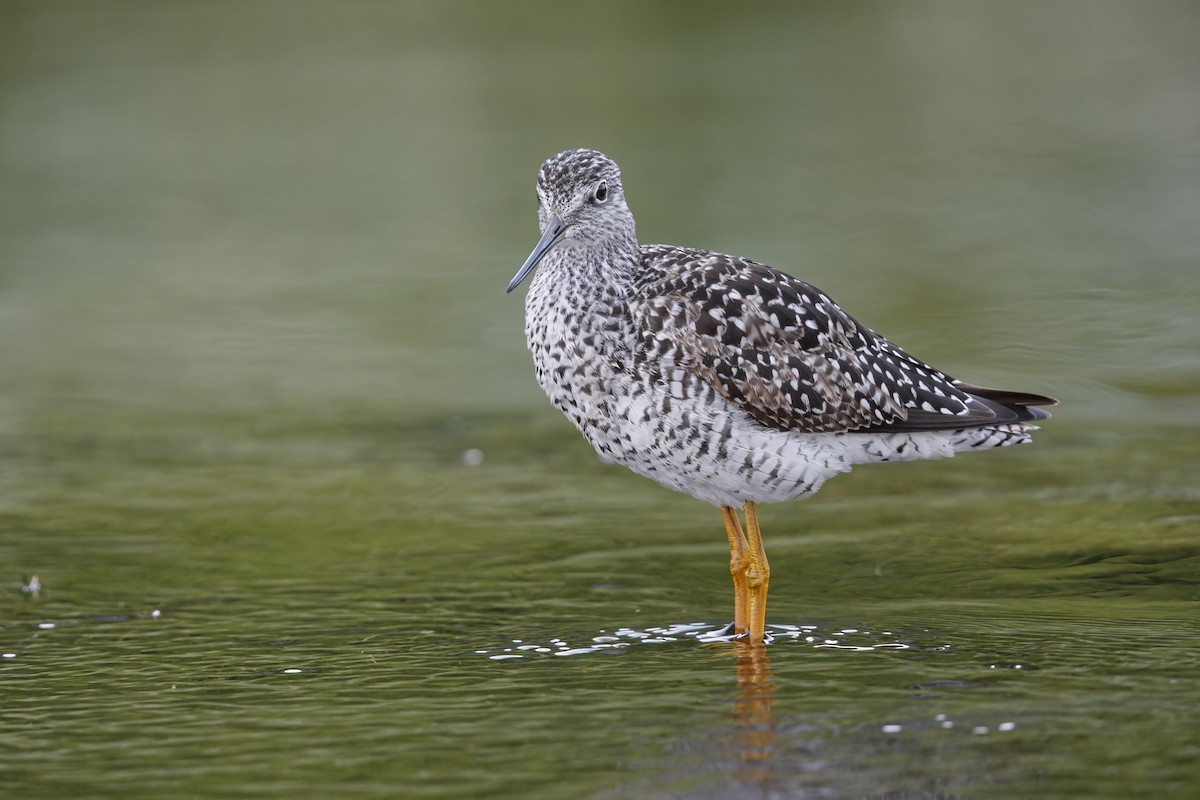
<box><xmin>633</xmin><ymin>246</ymin><xmax>1055</xmax><ymax>435</ymax></box>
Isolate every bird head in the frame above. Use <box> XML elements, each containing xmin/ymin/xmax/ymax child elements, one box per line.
<box><xmin>507</xmin><ymin>148</ymin><xmax>635</xmax><ymax>293</ymax></box>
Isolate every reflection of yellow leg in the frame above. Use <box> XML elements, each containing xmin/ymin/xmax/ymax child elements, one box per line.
<box><xmin>743</xmin><ymin>502</ymin><xmax>770</xmax><ymax>644</ymax></box>
<box><xmin>734</xmin><ymin>641</ymin><xmax>775</xmax><ymax>777</ymax></box>
<box><xmin>721</xmin><ymin>505</ymin><xmax>749</xmax><ymax>636</ymax></box>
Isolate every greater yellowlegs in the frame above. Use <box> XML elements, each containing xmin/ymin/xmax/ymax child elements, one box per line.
<box><xmin>507</xmin><ymin>148</ymin><xmax>1055</xmax><ymax>643</ymax></box>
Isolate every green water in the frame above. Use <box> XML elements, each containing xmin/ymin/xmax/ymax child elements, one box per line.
<box><xmin>2</xmin><ymin>2</ymin><xmax>1198</xmax><ymax>797</ymax></box>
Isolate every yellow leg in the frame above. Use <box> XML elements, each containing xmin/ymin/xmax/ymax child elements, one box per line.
<box><xmin>721</xmin><ymin>505</ymin><xmax>749</xmax><ymax>636</ymax></box>
<box><xmin>743</xmin><ymin>502</ymin><xmax>770</xmax><ymax>644</ymax></box>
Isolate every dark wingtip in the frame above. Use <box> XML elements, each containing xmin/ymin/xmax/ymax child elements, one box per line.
<box><xmin>957</xmin><ymin>383</ymin><xmax>1057</xmax><ymax>422</ymax></box>
<box><xmin>865</xmin><ymin>383</ymin><xmax>1057</xmax><ymax>433</ymax></box>
<box><xmin>1019</xmin><ymin>404</ymin><xmax>1053</xmax><ymax>422</ymax></box>
<box><xmin>966</xmin><ymin>388</ymin><xmax>1058</xmax><ymax>408</ymax></box>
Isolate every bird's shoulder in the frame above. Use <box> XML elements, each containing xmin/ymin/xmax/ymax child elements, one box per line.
<box><xmin>634</xmin><ymin>245</ymin><xmax>843</xmax><ymax>351</ymax></box>
<box><xmin>629</xmin><ymin>244</ymin><xmax>988</xmax><ymax>433</ymax></box>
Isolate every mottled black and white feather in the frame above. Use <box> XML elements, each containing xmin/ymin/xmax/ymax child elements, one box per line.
<box><xmin>632</xmin><ymin>246</ymin><xmax>1053</xmax><ymax>435</ymax></box>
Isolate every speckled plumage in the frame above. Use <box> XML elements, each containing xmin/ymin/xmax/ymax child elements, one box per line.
<box><xmin>510</xmin><ymin>148</ymin><xmax>1054</xmax><ymax>509</ymax></box>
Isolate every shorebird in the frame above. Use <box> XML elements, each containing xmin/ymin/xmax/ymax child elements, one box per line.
<box><xmin>507</xmin><ymin>148</ymin><xmax>1054</xmax><ymax>643</ymax></box>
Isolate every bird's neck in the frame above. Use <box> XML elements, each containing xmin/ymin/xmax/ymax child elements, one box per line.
<box><xmin>525</xmin><ymin>235</ymin><xmax>641</xmax><ymax>355</ymax></box>
<box><xmin>533</xmin><ymin>233</ymin><xmax>640</xmax><ymax>301</ymax></box>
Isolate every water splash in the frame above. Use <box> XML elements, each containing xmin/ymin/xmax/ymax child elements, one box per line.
<box><xmin>475</xmin><ymin>622</ymin><xmax>915</xmax><ymax>660</ymax></box>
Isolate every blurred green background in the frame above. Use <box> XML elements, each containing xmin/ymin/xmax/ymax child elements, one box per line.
<box><xmin>1</xmin><ymin>2</ymin><xmax>1198</xmax><ymax>798</ymax></box>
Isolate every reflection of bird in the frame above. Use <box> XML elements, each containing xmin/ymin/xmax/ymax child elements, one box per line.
<box><xmin>508</xmin><ymin>148</ymin><xmax>1055</xmax><ymax>643</ymax></box>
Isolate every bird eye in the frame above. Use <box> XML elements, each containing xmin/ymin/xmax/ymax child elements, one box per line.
<box><xmin>592</xmin><ymin>180</ymin><xmax>608</xmax><ymax>204</ymax></box>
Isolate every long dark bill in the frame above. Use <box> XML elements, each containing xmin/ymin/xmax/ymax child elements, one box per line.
<box><xmin>507</xmin><ymin>216</ymin><xmax>567</xmax><ymax>293</ymax></box>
